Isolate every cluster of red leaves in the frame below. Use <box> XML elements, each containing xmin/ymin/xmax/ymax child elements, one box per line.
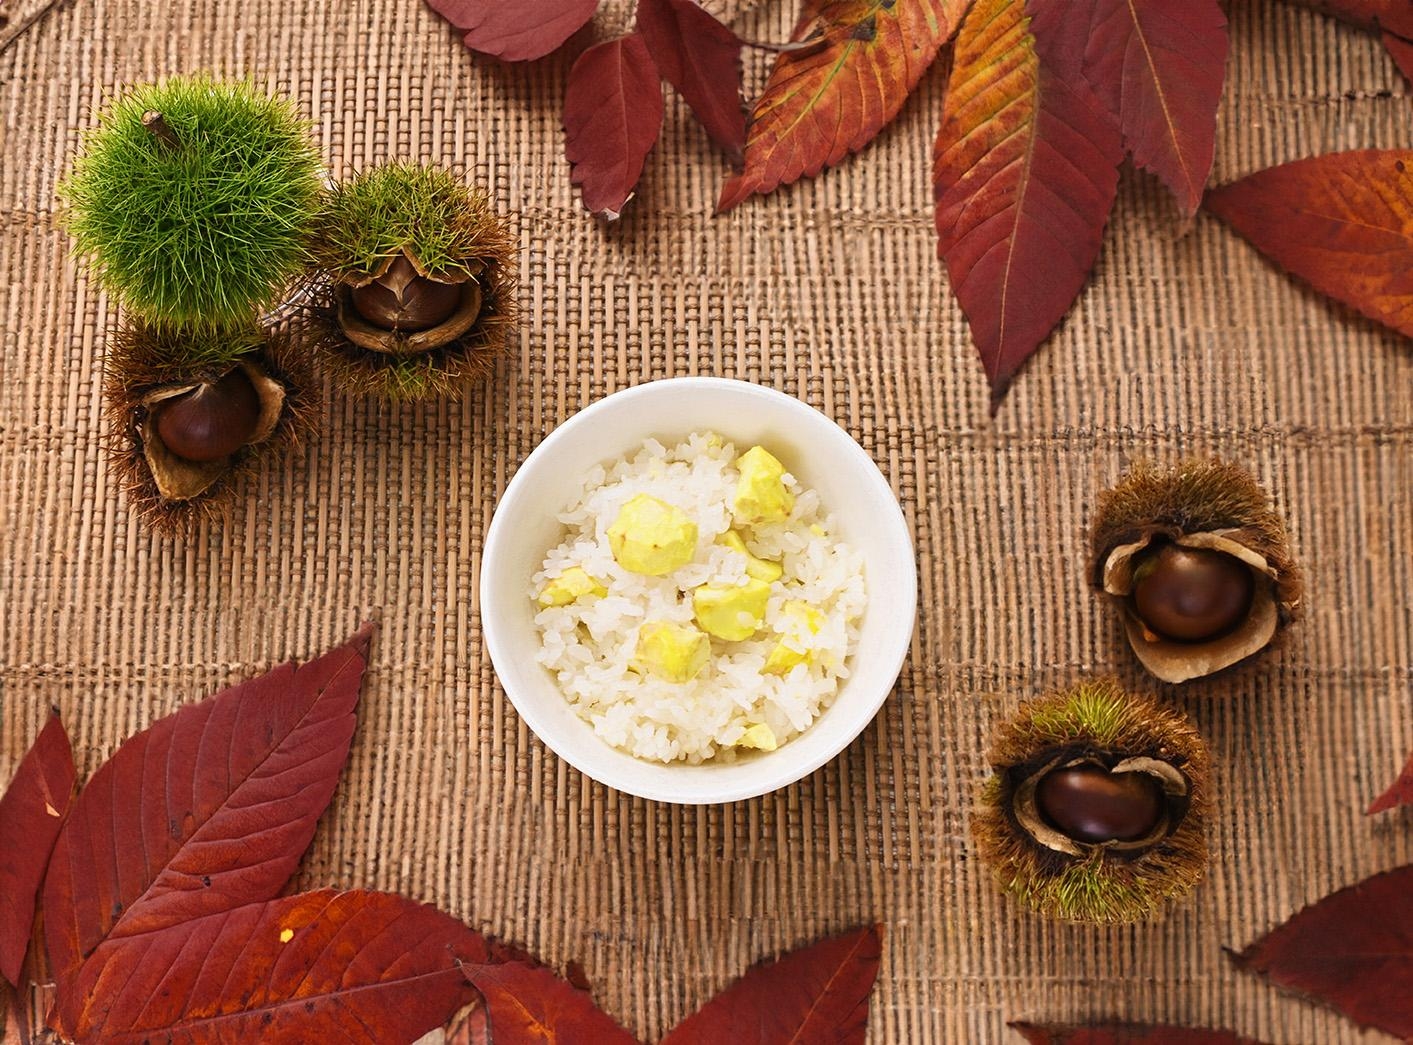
<box><xmin>0</xmin><ymin>627</ymin><xmax>885</xmax><ymax>1044</ymax></box>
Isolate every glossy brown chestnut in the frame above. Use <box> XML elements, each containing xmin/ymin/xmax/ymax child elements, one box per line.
<box><xmin>1132</xmin><ymin>543</ymin><xmax>1255</xmax><ymax>643</ymax></box>
<box><xmin>350</xmin><ymin>256</ymin><xmax>462</xmax><ymax>332</ymax></box>
<box><xmin>1036</xmin><ymin>764</ymin><xmax>1164</xmax><ymax>844</ymax></box>
<box><xmin>155</xmin><ymin>368</ymin><xmax>261</xmax><ymax>462</ymax></box>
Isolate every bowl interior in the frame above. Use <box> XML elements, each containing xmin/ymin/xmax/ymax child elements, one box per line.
<box><xmin>481</xmin><ymin>379</ymin><xmax>917</xmax><ymax>803</ymax></box>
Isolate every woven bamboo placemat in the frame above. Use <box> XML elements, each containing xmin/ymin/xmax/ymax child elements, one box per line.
<box><xmin>2</xmin><ymin>0</ymin><xmax>1411</xmax><ymax>1040</ymax></box>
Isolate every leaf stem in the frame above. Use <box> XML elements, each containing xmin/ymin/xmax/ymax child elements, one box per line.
<box><xmin>141</xmin><ymin>109</ymin><xmax>180</xmax><ymax>150</ymax></box>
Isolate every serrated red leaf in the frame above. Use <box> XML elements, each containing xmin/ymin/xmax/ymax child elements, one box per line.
<box><xmin>0</xmin><ymin>712</ymin><xmax>74</xmax><ymax>987</ymax></box>
<box><xmin>1369</xmin><ymin>747</ymin><xmax>1413</xmax><ymax>813</ymax></box>
<box><xmin>424</xmin><ymin>0</ymin><xmax>601</xmax><ymax>62</ymax></box>
<box><xmin>637</xmin><ymin>0</ymin><xmax>746</xmax><ymax>164</ymax></box>
<box><xmin>564</xmin><ymin>34</ymin><xmax>664</xmax><ymax>220</ymax></box>
<box><xmin>717</xmin><ymin>0</ymin><xmax>966</xmax><ymax>211</ymax></box>
<box><xmin>1384</xmin><ymin>31</ymin><xmax>1413</xmax><ymax>81</ymax></box>
<box><xmin>1011</xmin><ymin>1022</ymin><xmax>1266</xmax><ymax>1044</ymax></box>
<box><xmin>460</xmin><ymin>961</ymin><xmax>638</xmax><ymax>1044</ymax></box>
<box><xmin>42</xmin><ymin>625</ymin><xmax>375</xmax><ymax>1032</ymax></box>
<box><xmin>68</xmin><ymin>888</ymin><xmax>505</xmax><ymax>1044</ymax></box>
<box><xmin>1281</xmin><ymin>0</ymin><xmax>1413</xmax><ymax>37</ymax></box>
<box><xmin>933</xmin><ymin>0</ymin><xmax>1123</xmax><ymax>407</ymax></box>
<box><xmin>1204</xmin><ymin>149</ymin><xmax>1413</xmax><ymax>339</ymax></box>
<box><xmin>1031</xmin><ymin>0</ymin><xmax>1227</xmax><ymax>215</ymax></box>
<box><xmin>660</xmin><ymin>924</ymin><xmax>882</xmax><ymax>1044</ymax></box>
<box><xmin>1231</xmin><ymin>864</ymin><xmax>1413</xmax><ymax>1040</ymax></box>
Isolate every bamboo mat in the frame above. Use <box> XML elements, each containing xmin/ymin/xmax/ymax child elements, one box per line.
<box><xmin>2</xmin><ymin>0</ymin><xmax>1411</xmax><ymax>1041</ymax></box>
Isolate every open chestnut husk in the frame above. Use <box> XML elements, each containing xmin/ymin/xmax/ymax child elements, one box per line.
<box><xmin>972</xmin><ymin>678</ymin><xmax>1210</xmax><ymax>924</ymax></box>
<box><xmin>1090</xmin><ymin>459</ymin><xmax>1302</xmax><ymax>684</ymax></box>
<box><xmin>307</xmin><ymin>162</ymin><xmax>518</xmax><ymax>400</ymax></box>
<box><xmin>105</xmin><ymin>321</ymin><xmax>317</xmax><ymax>532</ymax></box>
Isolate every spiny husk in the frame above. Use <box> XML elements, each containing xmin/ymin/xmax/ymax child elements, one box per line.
<box><xmin>104</xmin><ymin>321</ymin><xmax>319</xmax><ymax>534</ymax></box>
<box><xmin>1089</xmin><ymin>459</ymin><xmax>1302</xmax><ymax>683</ymax></box>
<box><xmin>972</xmin><ymin>678</ymin><xmax>1211</xmax><ymax>924</ymax></box>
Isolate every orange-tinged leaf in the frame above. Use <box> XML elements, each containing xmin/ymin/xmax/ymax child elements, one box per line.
<box><xmin>717</xmin><ymin>0</ymin><xmax>966</xmax><ymax>210</ymax></box>
<box><xmin>460</xmin><ymin>961</ymin><xmax>638</xmax><ymax>1043</ymax></box>
<box><xmin>1369</xmin><ymin>747</ymin><xmax>1413</xmax><ymax>813</ymax></box>
<box><xmin>661</xmin><ymin>924</ymin><xmax>882</xmax><ymax>1044</ymax></box>
<box><xmin>0</xmin><ymin>982</ymin><xmax>20</xmax><ymax>1045</ymax></box>
<box><xmin>1204</xmin><ymin>149</ymin><xmax>1413</xmax><ymax>339</ymax></box>
<box><xmin>1384</xmin><ymin>31</ymin><xmax>1413</xmax><ymax>82</ymax></box>
<box><xmin>1012</xmin><ymin>1023</ymin><xmax>1266</xmax><ymax>1044</ymax></box>
<box><xmin>68</xmin><ymin>889</ymin><xmax>511</xmax><ymax>1044</ymax></box>
<box><xmin>933</xmin><ymin>0</ymin><xmax>1123</xmax><ymax>406</ymax></box>
<box><xmin>0</xmin><ymin>712</ymin><xmax>74</xmax><ymax>987</ymax></box>
<box><xmin>43</xmin><ymin>625</ymin><xmax>375</xmax><ymax>1032</ymax></box>
<box><xmin>1231</xmin><ymin>865</ymin><xmax>1413</xmax><ymax>1040</ymax></box>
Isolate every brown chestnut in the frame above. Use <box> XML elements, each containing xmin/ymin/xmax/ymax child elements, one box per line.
<box><xmin>1132</xmin><ymin>543</ymin><xmax>1254</xmax><ymax>643</ymax></box>
<box><xmin>350</xmin><ymin>255</ymin><xmax>462</xmax><ymax>332</ymax></box>
<box><xmin>1036</xmin><ymin>764</ymin><xmax>1164</xmax><ymax>844</ymax></box>
<box><xmin>155</xmin><ymin>368</ymin><xmax>261</xmax><ymax>462</ymax></box>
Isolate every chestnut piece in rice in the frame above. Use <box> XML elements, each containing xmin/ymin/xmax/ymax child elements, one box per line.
<box><xmin>307</xmin><ymin>162</ymin><xmax>518</xmax><ymax>400</ymax></box>
<box><xmin>105</xmin><ymin>322</ymin><xmax>317</xmax><ymax>533</ymax></box>
<box><xmin>972</xmin><ymin>678</ymin><xmax>1210</xmax><ymax>924</ymax></box>
<box><xmin>1090</xmin><ymin>459</ymin><xmax>1302</xmax><ymax>684</ymax></box>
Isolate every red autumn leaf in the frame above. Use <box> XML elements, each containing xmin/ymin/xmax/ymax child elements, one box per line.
<box><xmin>564</xmin><ymin>34</ymin><xmax>664</xmax><ymax>220</ymax></box>
<box><xmin>68</xmin><ymin>888</ymin><xmax>509</xmax><ymax>1044</ymax></box>
<box><xmin>1280</xmin><ymin>0</ymin><xmax>1413</xmax><ymax>38</ymax></box>
<box><xmin>460</xmin><ymin>961</ymin><xmax>637</xmax><ymax>1044</ymax></box>
<box><xmin>1384</xmin><ymin>31</ymin><xmax>1413</xmax><ymax>82</ymax></box>
<box><xmin>0</xmin><ymin>711</ymin><xmax>74</xmax><ymax>987</ymax></box>
<box><xmin>636</xmin><ymin>0</ymin><xmax>746</xmax><ymax>164</ymax></box>
<box><xmin>1369</xmin><ymin>747</ymin><xmax>1413</xmax><ymax>813</ymax></box>
<box><xmin>1204</xmin><ymin>149</ymin><xmax>1413</xmax><ymax>339</ymax></box>
<box><xmin>1</xmin><ymin>982</ymin><xmax>21</xmax><ymax>1045</ymax></box>
<box><xmin>1031</xmin><ymin>0</ymin><xmax>1228</xmax><ymax>215</ymax></box>
<box><xmin>660</xmin><ymin>924</ymin><xmax>883</xmax><ymax>1044</ymax></box>
<box><xmin>42</xmin><ymin>624</ymin><xmax>375</xmax><ymax>1031</ymax></box>
<box><xmin>424</xmin><ymin>0</ymin><xmax>601</xmax><ymax>63</ymax></box>
<box><xmin>933</xmin><ymin>0</ymin><xmax>1124</xmax><ymax>407</ymax></box>
<box><xmin>1011</xmin><ymin>1022</ymin><xmax>1266</xmax><ymax>1044</ymax></box>
<box><xmin>717</xmin><ymin>0</ymin><xmax>966</xmax><ymax>211</ymax></box>
<box><xmin>445</xmin><ymin>1002</ymin><xmax>491</xmax><ymax>1045</ymax></box>
<box><xmin>1231</xmin><ymin>864</ymin><xmax>1413</xmax><ymax>1040</ymax></box>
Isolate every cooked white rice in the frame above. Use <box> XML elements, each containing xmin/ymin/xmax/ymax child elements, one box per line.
<box><xmin>531</xmin><ymin>431</ymin><xmax>866</xmax><ymax>764</ymax></box>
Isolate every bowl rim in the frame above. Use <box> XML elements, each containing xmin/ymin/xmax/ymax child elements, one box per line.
<box><xmin>480</xmin><ymin>376</ymin><xmax>918</xmax><ymax>804</ymax></box>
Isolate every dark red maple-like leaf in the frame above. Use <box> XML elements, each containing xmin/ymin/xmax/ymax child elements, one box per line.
<box><xmin>460</xmin><ymin>961</ymin><xmax>638</xmax><ymax>1043</ymax></box>
<box><xmin>424</xmin><ymin>0</ymin><xmax>601</xmax><ymax>63</ymax></box>
<box><xmin>933</xmin><ymin>0</ymin><xmax>1124</xmax><ymax>407</ymax></box>
<box><xmin>43</xmin><ymin>625</ymin><xmax>375</xmax><ymax>1032</ymax></box>
<box><xmin>660</xmin><ymin>924</ymin><xmax>883</xmax><ymax>1044</ymax></box>
<box><xmin>637</xmin><ymin>0</ymin><xmax>746</xmax><ymax>164</ymax></box>
<box><xmin>1231</xmin><ymin>864</ymin><xmax>1413</xmax><ymax>1040</ymax></box>
<box><xmin>1011</xmin><ymin>1022</ymin><xmax>1266</xmax><ymax>1044</ymax></box>
<box><xmin>1280</xmin><ymin>0</ymin><xmax>1413</xmax><ymax>38</ymax></box>
<box><xmin>718</xmin><ymin>0</ymin><xmax>967</xmax><ymax>211</ymax></box>
<box><xmin>1384</xmin><ymin>31</ymin><xmax>1413</xmax><ymax>81</ymax></box>
<box><xmin>1031</xmin><ymin>0</ymin><xmax>1228</xmax><ymax>215</ymax></box>
<box><xmin>1204</xmin><ymin>149</ymin><xmax>1413</xmax><ymax>339</ymax></box>
<box><xmin>68</xmin><ymin>888</ymin><xmax>509</xmax><ymax>1044</ymax></box>
<box><xmin>564</xmin><ymin>34</ymin><xmax>664</xmax><ymax>220</ymax></box>
<box><xmin>1369</xmin><ymin>747</ymin><xmax>1413</xmax><ymax>814</ymax></box>
<box><xmin>0</xmin><ymin>711</ymin><xmax>74</xmax><ymax>987</ymax></box>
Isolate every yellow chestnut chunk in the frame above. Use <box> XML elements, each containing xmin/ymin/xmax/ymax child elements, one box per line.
<box><xmin>692</xmin><ymin>579</ymin><xmax>770</xmax><ymax>641</ymax></box>
<box><xmin>764</xmin><ymin>601</ymin><xmax>825</xmax><ymax>675</ymax></box>
<box><xmin>737</xmin><ymin>723</ymin><xmax>778</xmax><ymax>751</ymax></box>
<box><xmin>634</xmin><ymin>621</ymin><xmax>710</xmax><ymax>682</ymax></box>
<box><xmin>537</xmin><ymin>566</ymin><xmax>607</xmax><ymax>608</ymax></box>
<box><xmin>607</xmin><ymin>494</ymin><xmax>698</xmax><ymax>576</ymax></box>
<box><xmin>718</xmin><ymin>530</ymin><xmax>784</xmax><ymax>583</ymax></box>
<box><xmin>733</xmin><ymin>446</ymin><xmax>794</xmax><ymax>524</ymax></box>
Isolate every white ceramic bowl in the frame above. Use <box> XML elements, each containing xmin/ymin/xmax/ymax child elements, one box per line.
<box><xmin>480</xmin><ymin>378</ymin><xmax>917</xmax><ymax>804</ymax></box>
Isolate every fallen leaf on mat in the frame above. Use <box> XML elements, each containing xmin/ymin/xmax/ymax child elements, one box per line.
<box><xmin>42</xmin><ymin>624</ymin><xmax>375</xmax><ymax>1032</ymax></box>
<box><xmin>717</xmin><ymin>0</ymin><xmax>966</xmax><ymax>210</ymax></box>
<box><xmin>1011</xmin><ymin>1022</ymin><xmax>1266</xmax><ymax>1044</ymax></box>
<box><xmin>424</xmin><ymin>0</ymin><xmax>601</xmax><ymax>62</ymax></box>
<box><xmin>564</xmin><ymin>34</ymin><xmax>664</xmax><ymax>219</ymax></box>
<box><xmin>1278</xmin><ymin>0</ymin><xmax>1413</xmax><ymax>37</ymax></box>
<box><xmin>1230</xmin><ymin>864</ymin><xmax>1413</xmax><ymax>1041</ymax></box>
<box><xmin>1369</xmin><ymin>748</ymin><xmax>1413</xmax><ymax>813</ymax></box>
<box><xmin>1204</xmin><ymin>149</ymin><xmax>1413</xmax><ymax>339</ymax></box>
<box><xmin>460</xmin><ymin>961</ymin><xmax>637</xmax><ymax>1044</ymax></box>
<box><xmin>68</xmin><ymin>889</ymin><xmax>504</xmax><ymax>1044</ymax></box>
<box><xmin>660</xmin><ymin>924</ymin><xmax>882</xmax><ymax>1044</ymax></box>
<box><xmin>933</xmin><ymin>0</ymin><xmax>1123</xmax><ymax>407</ymax></box>
<box><xmin>637</xmin><ymin>0</ymin><xmax>746</xmax><ymax>164</ymax></box>
<box><xmin>0</xmin><ymin>711</ymin><xmax>74</xmax><ymax>987</ymax></box>
<box><xmin>1383</xmin><ymin>31</ymin><xmax>1413</xmax><ymax>81</ymax></box>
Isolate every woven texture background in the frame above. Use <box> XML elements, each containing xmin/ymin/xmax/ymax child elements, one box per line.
<box><xmin>2</xmin><ymin>0</ymin><xmax>1411</xmax><ymax>1040</ymax></box>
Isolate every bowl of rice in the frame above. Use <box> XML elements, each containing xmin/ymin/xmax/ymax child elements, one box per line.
<box><xmin>481</xmin><ymin>377</ymin><xmax>916</xmax><ymax>804</ymax></box>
